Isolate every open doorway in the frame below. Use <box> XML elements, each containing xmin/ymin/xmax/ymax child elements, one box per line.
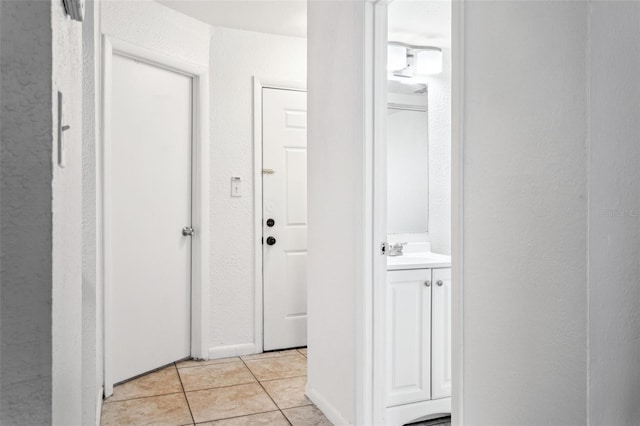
<box><xmin>372</xmin><ymin>0</ymin><xmax>454</xmax><ymax>424</ymax></box>
<box><xmin>93</xmin><ymin>1</ymin><xmax>320</xmax><ymax>424</ymax></box>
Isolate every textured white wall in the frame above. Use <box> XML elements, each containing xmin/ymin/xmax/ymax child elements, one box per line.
<box><xmin>101</xmin><ymin>0</ymin><xmax>210</xmax><ymax>68</ymax></box>
<box><xmin>0</xmin><ymin>2</ymin><xmax>54</xmax><ymax>424</ymax></box>
<box><xmin>51</xmin><ymin>1</ymin><xmax>84</xmax><ymax>425</ymax></box>
<box><xmin>208</xmin><ymin>26</ymin><xmax>306</xmax><ymax>355</ymax></box>
<box><xmin>307</xmin><ymin>1</ymin><xmax>367</xmax><ymax>424</ymax></box>
<box><xmin>462</xmin><ymin>2</ymin><xmax>588</xmax><ymax>424</ymax></box>
<box><xmin>426</xmin><ymin>48</ymin><xmax>451</xmax><ymax>255</ymax></box>
<box><xmin>588</xmin><ymin>3</ymin><xmax>640</xmax><ymax>425</ymax></box>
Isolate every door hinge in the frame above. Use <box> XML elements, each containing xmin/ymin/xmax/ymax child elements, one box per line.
<box><xmin>380</xmin><ymin>242</ymin><xmax>389</xmax><ymax>256</ymax></box>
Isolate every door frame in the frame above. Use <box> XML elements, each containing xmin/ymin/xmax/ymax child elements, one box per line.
<box><xmin>252</xmin><ymin>78</ymin><xmax>306</xmax><ymax>354</ymax></box>
<box><xmin>369</xmin><ymin>0</ymin><xmax>465</xmax><ymax>424</ymax></box>
<box><xmin>101</xmin><ymin>35</ymin><xmax>210</xmax><ymax>395</ymax></box>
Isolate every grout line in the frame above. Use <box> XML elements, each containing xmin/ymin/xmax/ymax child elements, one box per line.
<box><xmin>175</xmin><ymin>362</ymin><xmax>196</xmax><ymax>425</ymax></box>
<box><xmin>103</xmin><ymin>390</ymin><xmax>185</xmax><ymax>404</ymax></box>
<box><xmin>182</xmin><ymin>379</ymin><xmax>258</xmax><ymax>394</ymax></box>
<box><xmin>239</xmin><ymin>357</ymin><xmax>293</xmax><ymax>426</ymax></box>
<box><xmin>191</xmin><ymin>409</ymin><xmax>283</xmax><ymax>425</ymax></box>
<box><xmin>258</xmin><ymin>374</ymin><xmax>307</xmax><ymax>383</ymax></box>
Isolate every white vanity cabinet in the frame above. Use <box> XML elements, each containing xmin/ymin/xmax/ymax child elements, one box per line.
<box><xmin>386</xmin><ymin>269</ymin><xmax>432</xmax><ymax>406</ymax></box>
<box><xmin>431</xmin><ymin>268</ymin><xmax>452</xmax><ymax>399</ymax></box>
<box><xmin>385</xmin><ymin>265</ymin><xmax>452</xmax><ymax>424</ymax></box>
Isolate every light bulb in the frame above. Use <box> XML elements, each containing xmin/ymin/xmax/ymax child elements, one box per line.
<box><xmin>387</xmin><ymin>45</ymin><xmax>407</xmax><ymax>71</ymax></box>
<box><xmin>415</xmin><ymin>48</ymin><xmax>443</xmax><ymax>75</ymax></box>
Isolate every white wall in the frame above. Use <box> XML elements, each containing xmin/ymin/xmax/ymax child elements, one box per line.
<box><xmin>51</xmin><ymin>1</ymin><xmax>84</xmax><ymax>424</ymax></box>
<box><xmin>425</xmin><ymin>49</ymin><xmax>451</xmax><ymax>255</ymax></box>
<box><xmin>307</xmin><ymin>1</ymin><xmax>368</xmax><ymax>424</ymax></box>
<box><xmin>0</xmin><ymin>1</ymin><xmax>83</xmax><ymax>424</ymax></box>
<box><xmin>208</xmin><ymin>26</ymin><xmax>306</xmax><ymax>357</ymax></box>
<box><xmin>0</xmin><ymin>2</ymin><xmax>54</xmax><ymax>424</ymax></box>
<box><xmin>588</xmin><ymin>3</ymin><xmax>640</xmax><ymax>425</ymax></box>
<box><xmin>462</xmin><ymin>2</ymin><xmax>589</xmax><ymax>424</ymax></box>
<box><xmin>82</xmin><ymin>1</ymin><xmax>102</xmax><ymax>424</ymax></box>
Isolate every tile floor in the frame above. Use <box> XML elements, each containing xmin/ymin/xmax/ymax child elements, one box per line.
<box><xmin>101</xmin><ymin>347</ymin><xmax>333</xmax><ymax>426</ymax></box>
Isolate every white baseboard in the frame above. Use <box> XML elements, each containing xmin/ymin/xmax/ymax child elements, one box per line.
<box><xmin>208</xmin><ymin>343</ymin><xmax>257</xmax><ymax>359</ymax></box>
<box><xmin>306</xmin><ymin>385</ymin><xmax>351</xmax><ymax>426</ymax></box>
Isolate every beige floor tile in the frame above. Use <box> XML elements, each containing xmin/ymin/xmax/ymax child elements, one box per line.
<box><xmin>196</xmin><ymin>410</ymin><xmax>289</xmax><ymax>425</ymax></box>
<box><xmin>297</xmin><ymin>348</ymin><xmax>307</xmax><ymax>356</ymax></box>
<box><xmin>106</xmin><ymin>365</ymin><xmax>183</xmax><ymax>402</ymax></box>
<box><xmin>240</xmin><ymin>349</ymin><xmax>299</xmax><ymax>361</ymax></box>
<box><xmin>101</xmin><ymin>393</ymin><xmax>193</xmax><ymax>426</ymax></box>
<box><xmin>177</xmin><ymin>357</ymin><xmax>240</xmax><ymax>369</ymax></box>
<box><xmin>282</xmin><ymin>405</ymin><xmax>333</xmax><ymax>426</ymax></box>
<box><xmin>178</xmin><ymin>361</ymin><xmax>255</xmax><ymax>391</ymax></box>
<box><xmin>244</xmin><ymin>354</ymin><xmax>307</xmax><ymax>381</ymax></box>
<box><xmin>186</xmin><ymin>383</ymin><xmax>277</xmax><ymax>423</ymax></box>
<box><xmin>261</xmin><ymin>376</ymin><xmax>311</xmax><ymax>409</ymax></box>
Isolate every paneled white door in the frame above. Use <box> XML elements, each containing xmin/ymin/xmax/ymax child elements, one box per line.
<box><xmin>432</xmin><ymin>268</ymin><xmax>452</xmax><ymax>399</ymax></box>
<box><xmin>109</xmin><ymin>54</ymin><xmax>192</xmax><ymax>384</ymax></box>
<box><xmin>386</xmin><ymin>269</ymin><xmax>432</xmax><ymax>407</ymax></box>
<box><xmin>262</xmin><ymin>88</ymin><xmax>308</xmax><ymax>351</ymax></box>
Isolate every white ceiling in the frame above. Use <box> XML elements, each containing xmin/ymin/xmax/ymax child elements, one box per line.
<box><xmin>388</xmin><ymin>0</ymin><xmax>452</xmax><ymax>48</ymax></box>
<box><xmin>157</xmin><ymin>0</ymin><xmax>307</xmax><ymax>38</ymax></box>
<box><xmin>157</xmin><ymin>0</ymin><xmax>449</xmax><ymax>45</ymax></box>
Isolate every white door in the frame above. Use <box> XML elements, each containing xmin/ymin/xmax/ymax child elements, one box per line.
<box><xmin>109</xmin><ymin>54</ymin><xmax>192</xmax><ymax>384</ymax></box>
<box><xmin>432</xmin><ymin>268</ymin><xmax>452</xmax><ymax>399</ymax></box>
<box><xmin>386</xmin><ymin>269</ymin><xmax>432</xmax><ymax>407</ymax></box>
<box><xmin>262</xmin><ymin>88</ymin><xmax>308</xmax><ymax>351</ymax></box>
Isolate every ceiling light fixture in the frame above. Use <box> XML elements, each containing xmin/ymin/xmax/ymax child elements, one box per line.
<box><xmin>388</xmin><ymin>42</ymin><xmax>443</xmax><ymax>82</ymax></box>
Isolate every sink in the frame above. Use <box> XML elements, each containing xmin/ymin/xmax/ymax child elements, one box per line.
<box><xmin>387</xmin><ymin>245</ymin><xmax>451</xmax><ymax>270</ymax></box>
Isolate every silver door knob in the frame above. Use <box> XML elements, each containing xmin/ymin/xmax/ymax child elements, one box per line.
<box><xmin>436</xmin><ymin>280</ymin><xmax>443</xmax><ymax>286</ymax></box>
<box><xmin>424</xmin><ymin>281</ymin><xmax>431</xmax><ymax>287</ymax></box>
<box><xmin>182</xmin><ymin>227</ymin><xmax>195</xmax><ymax>236</ymax></box>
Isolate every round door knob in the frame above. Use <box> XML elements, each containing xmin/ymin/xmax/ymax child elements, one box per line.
<box><xmin>424</xmin><ymin>281</ymin><xmax>431</xmax><ymax>287</ymax></box>
<box><xmin>266</xmin><ymin>218</ymin><xmax>275</xmax><ymax>227</ymax></box>
<box><xmin>436</xmin><ymin>280</ymin><xmax>444</xmax><ymax>286</ymax></box>
<box><xmin>266</xmin><ymin>236</ymin><xmax>276</xmax><ymax>246</ymax></box>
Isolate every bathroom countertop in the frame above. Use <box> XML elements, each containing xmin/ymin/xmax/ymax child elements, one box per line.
<box><xmin>387</xmin><ymin>251</ymin><xmax>452</xmax><ymax>270</ymax></box>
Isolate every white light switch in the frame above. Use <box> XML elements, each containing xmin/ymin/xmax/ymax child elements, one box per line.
<box><xmin>231</xmin><ymin>176</ymin><xmax>242</xmax><ymax>197</ymax></box>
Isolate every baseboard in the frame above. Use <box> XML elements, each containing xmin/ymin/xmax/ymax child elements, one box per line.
<box><xmin>306</xmin><ymin>385</ymin><xmax>351</xmax><ymax>426</ymax></box>
<box><xmin>207</xmin><ymin>343</ymin><xmax>256</xmax><ymax>359</ymax></box>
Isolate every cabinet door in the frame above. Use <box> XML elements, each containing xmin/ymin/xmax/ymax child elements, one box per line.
<box><xmin>432</xmin><ymin>268</ymin><xmax>452</xmax><ymax>399</ymax></box>
<box><xmin>386</xmin><ymin>269</ymin><xmax>431</xmax><ymax>407</ymax></box>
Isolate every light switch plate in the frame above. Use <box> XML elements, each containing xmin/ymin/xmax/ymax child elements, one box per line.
<box><xmin>231</xmin><ymin>176</ymin><xmax>242</xmax><ymax>197</ymax></box>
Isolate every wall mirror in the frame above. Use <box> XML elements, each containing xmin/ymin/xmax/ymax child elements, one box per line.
<box><xmin>387</xmin><ymin>84</ymin><xmax>429</xmax><ymax>234</ymax></box>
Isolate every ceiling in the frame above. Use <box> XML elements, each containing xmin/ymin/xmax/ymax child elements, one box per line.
<box><xmin>388</xmin><ymin>0</ymin><xmax>452</xmax><ymax>48</ymax></box>
<box><xmin>157</xmin><ymin>0</ymin><xmax>307</xmax><ymax>38</ymax></box>
<box><xmin>157</xmin><ymin>0</ymin><xmax>450</xmax><ymax>45</ymax></box>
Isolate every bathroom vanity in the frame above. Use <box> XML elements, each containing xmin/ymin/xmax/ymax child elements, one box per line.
<box><xmin>385</xmin><ymin>243</ymin><xmax>451</xmax><ymax>425</ymax></box>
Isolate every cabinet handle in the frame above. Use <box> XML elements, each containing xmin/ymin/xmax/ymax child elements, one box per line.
<box><xmin>436</xmin><ymin>280</ymin><xmax>443</xmax><ymax>286</ymax></box>
<box><xmin>424</xmin><ymin>280</ymin><xmax>431</xmax><ymax>287</ymax></box>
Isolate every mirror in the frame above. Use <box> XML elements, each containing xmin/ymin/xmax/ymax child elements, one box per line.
<box><xmin>387</xmin><ymin>89</ymin><xmax>429</xmax><ymax>234</ymax></box>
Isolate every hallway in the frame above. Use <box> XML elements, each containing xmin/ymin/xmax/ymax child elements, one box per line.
<box><xmin>101</xmin><ymin>348</ymin><xmax>331</xmax><ymax>425</ymax></box>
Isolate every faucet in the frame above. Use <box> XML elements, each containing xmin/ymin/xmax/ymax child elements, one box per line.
<box><xmin>389</xmin><ymin>242</ymin><xmax>407</xmax><ymax>257</ymax></box>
